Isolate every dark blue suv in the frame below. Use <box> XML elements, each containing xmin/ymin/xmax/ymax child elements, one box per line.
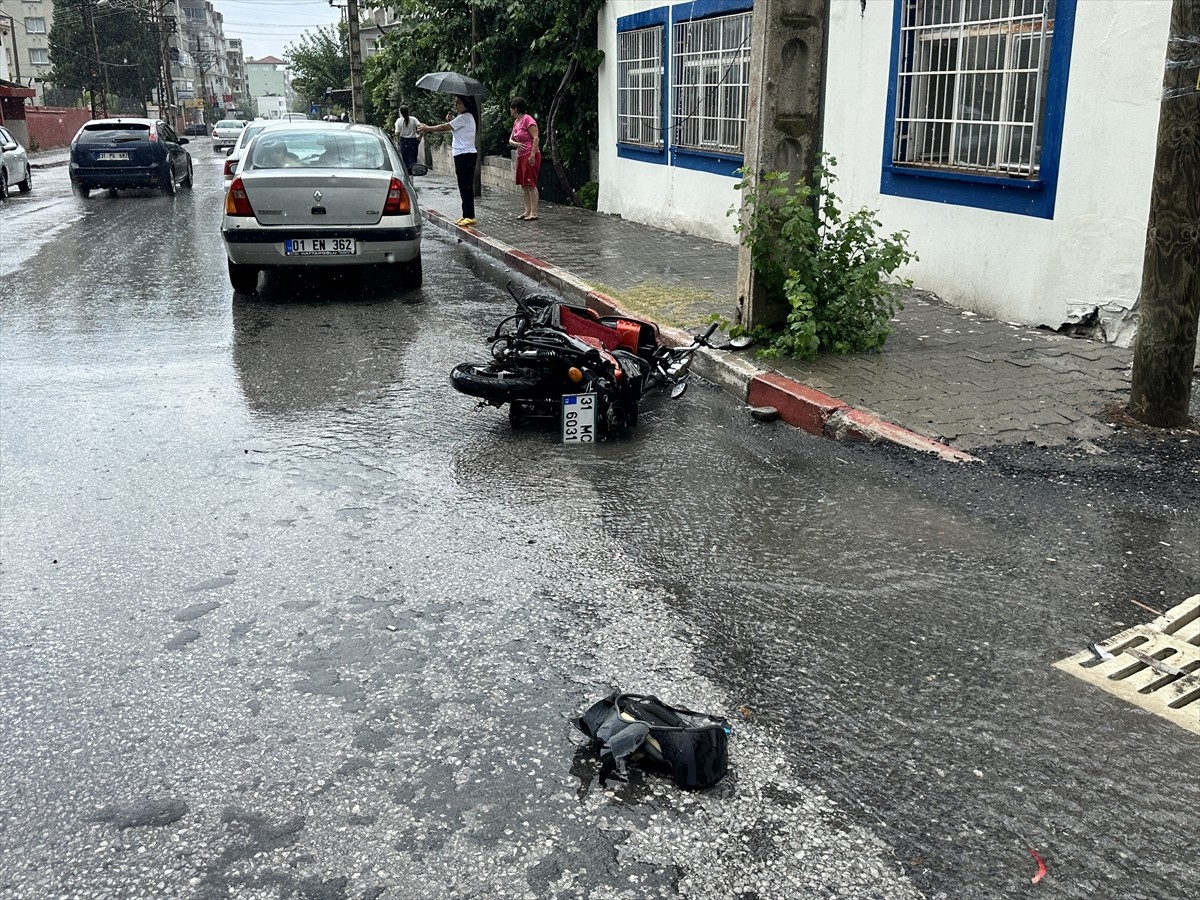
<box><xmin>69</xmin><ymin>118</ymin><xmax>194</xmax><ymax>198</ymax></box>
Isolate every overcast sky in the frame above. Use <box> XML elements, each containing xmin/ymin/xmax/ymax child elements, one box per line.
<box><xmin>216</xmin><ymin>0</ymin><xmax>344</xmax><ymax>62</ymax></box>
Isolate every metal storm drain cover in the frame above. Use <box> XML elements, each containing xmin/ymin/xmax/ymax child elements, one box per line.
<box><xmin>1055</xmin><ymin>594</ymin><xmax>1200</xmax><ymax>734</ymax></box>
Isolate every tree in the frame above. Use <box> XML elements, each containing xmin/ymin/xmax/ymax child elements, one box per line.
<box><xmin>365</xmin><ymin>0</ymin><xmax>603</xmax><ymax>201</ymax></box>
<box><xmin>1128</xmin><ymin>0</ymin><xmax>1200</xmax><ymax>427</ymax></box>
<box><xmin>286</xmin><ymin>22</ymin><xmax>351</xmax><ymax>109</ymax></box>
<box><xmin>48</xmin><ymin>0</ymin><xmax>161</xmax><ymax>102</ymax></box>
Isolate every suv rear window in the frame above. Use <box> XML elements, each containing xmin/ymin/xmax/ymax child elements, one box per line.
<box><xmin>78</xmin><ymin>124</ymin><xmax>151</xmax><ymax>143</ymax></box>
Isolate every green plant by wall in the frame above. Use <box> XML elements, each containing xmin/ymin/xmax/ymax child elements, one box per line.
<box><xmin>729</xmin><ymin>157</ymin><xmax>916</xmax><ymax>360</ymax></box>
<box><xmin>574</xmin><ymin>180</ymin><xmax>599</xmax><ymax>210</ymax></box>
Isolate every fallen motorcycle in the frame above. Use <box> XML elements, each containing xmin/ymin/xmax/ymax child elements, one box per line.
<box><xmin>450</xmin><ymin>285</ymin><xmax>717</xmax><ymax>440</ymax></box>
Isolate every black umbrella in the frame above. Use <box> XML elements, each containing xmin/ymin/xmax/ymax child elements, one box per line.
<box><xmin>415</xmin><ymin>71</ymin><xmax>488</xmax><ymax>98</ymax></box>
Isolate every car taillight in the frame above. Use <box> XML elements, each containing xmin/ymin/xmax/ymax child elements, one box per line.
<box><xmin>148</xmin><ymin>129</ymin><xmax>158</xmax><ymax>143</ymax></box>
<box><xmin>223</xmin><ymin>158</ymin><xmax>237</xmax><ymax>178</ymax></box>
<box><xmin>225</xmin><ymin>177</ymin><xmax>255</xmax><ymax>216</ymax></box>
<box><xmin>382</xmin><ymin>177</ymin><xmax>410</xmax><ymax>215</ymax></box>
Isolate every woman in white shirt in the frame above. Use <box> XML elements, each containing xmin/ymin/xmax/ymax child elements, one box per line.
<box><xmin>393</xmin><ymin>105</ymin><xmax>423</xmax><ymax>174</ymax></box>
<box><xmin>418</xmin><ymin>95</ymin><xmax>479</xmax><ymax>226</ymax></box>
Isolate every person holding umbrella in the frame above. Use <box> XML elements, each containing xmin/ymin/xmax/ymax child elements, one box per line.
<box><xmin>418</xmin><ymin>95</ymin><xmax>479</xmax><ymax>227</ymax></box>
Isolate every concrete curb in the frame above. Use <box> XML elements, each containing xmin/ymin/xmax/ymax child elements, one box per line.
<box><xmin>425</xmin><ymin>208</ymin><xmax>980</xmax><ymax>463</ymax></box>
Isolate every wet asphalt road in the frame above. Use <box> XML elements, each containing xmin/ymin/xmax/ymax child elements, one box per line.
<box><xmin>1</xmin><ymin>152</ymin><xmax>1198</xmax><ymax>900</ymax></box>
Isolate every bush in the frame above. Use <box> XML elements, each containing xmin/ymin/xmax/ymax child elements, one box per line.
<box><xmin>729</xmin><ymin>156</ymin><xmax>916</xmax><ymax>360</ymax></box>
<box><xmin>574</xmin><ymin>180</ymin><xmax>598</xmax><ymax>210</ymax></box>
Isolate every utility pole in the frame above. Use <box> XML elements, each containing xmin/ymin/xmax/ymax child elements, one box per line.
<box><xmin>0</xmin><ymin>12</ymin><xmax>23</xmax><ymax>84</ymax></box>
<box><xmin>345</xmin><ymin>0</ymin><xmax>363</xmax><ymax>122</ymax></box>
<box><xmin>1128</xmin><ymin>0</ymin><xmax>1200</xmax><ymax>427</ymax></box>
<box><xmin>79</xmin><ymin>0</ymin><xmax>108</xmax><ymax>116</ymax></box>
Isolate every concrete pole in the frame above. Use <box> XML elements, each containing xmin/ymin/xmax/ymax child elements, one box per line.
<box><xmin>1128</xmin><ymin>0</ymin><xmax>1200</xmax><ymax>426</ymax></box>
<box><xmin>346</xmin><ymin>0</ymin><xmax>364</xmax><ymax>123</ymax></box>
<box><xmin>735</xmin><ymin>0</ymin><xmax>827</xmax><ymax>328</ymax></box>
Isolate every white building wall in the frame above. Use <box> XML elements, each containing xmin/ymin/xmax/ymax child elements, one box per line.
<box><xmin>597</xmin><ymin>0</ymin><xmax>743</xmax><ymax>245</ymax></box>
<box><xmin>824</xmin><ymin>0</ymin><xmax>1171</xmax><ymax>337</ymax></box>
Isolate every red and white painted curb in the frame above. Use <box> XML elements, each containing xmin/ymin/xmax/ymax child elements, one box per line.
<box><xmin>426</xmin><ymin>209</ymin><xmax>979</xmax><ymax>463</ymax></box>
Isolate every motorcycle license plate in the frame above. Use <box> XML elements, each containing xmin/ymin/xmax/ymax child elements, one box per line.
<box><xmin>562</xmin><ymin>393</ymin><xmax>596</xmax><ymax>444</ymax></box>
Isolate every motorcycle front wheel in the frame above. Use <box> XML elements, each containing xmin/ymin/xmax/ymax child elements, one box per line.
<box><xmin>450</xmin><ymin>363</ymin><xmax>547</xmax><ymax>401</ymax></box>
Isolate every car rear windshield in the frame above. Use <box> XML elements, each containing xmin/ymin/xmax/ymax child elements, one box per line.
<box><xmin>249</xmin><ymin>132</ymin><xmax>390</xmax><ymax>171</ymax></box>
<box><xmin>78</xmin><ymin>124</ymin><xmax>151</xmax><ymax>143</ymax></box>
<box><xmin>217</xmin><ymin>120</ymin><xmax>245</xmax><ymax>129</ymax></box>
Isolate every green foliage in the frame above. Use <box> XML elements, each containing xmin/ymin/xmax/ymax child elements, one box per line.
<box><xmin>364</xmin><ymin>0</ymin><xmax>603</xmax><ymax>169</ymax></box>
<box><xmin>286</xmin><ymin>23</ymin><xmax>351</xmax><ymax>108</ymax></box>
<box><xmin>574</xmin><ymin>180</ymin><xmax>598</xmax><ymax>210</ymax></box>
<box><xmin>729</xmin><ymin>157</ymin><xmax>917</xmax><ymax>360</ymax></box>
<box><xmin>47</xmin><ymin>0</ymin><xmax>161</xmax><ymax>101</ymax></box>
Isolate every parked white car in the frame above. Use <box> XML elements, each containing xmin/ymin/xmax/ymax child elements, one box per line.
<box><xmin>221</xmin><ymin>122</ymin><xmax>425</xmax><ymax>294</ymax></box>
<box><xmin>0</xmin><ymin>126</ymin><xmax>32</xmax><ymax>199</ymax></box>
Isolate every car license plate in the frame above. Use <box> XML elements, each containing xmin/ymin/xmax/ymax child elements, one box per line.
<box><xmin>284</xmin><ymin>238</ymin><xmax>356</xmax><ymax>256</ymax></box>
<box><xmin>97</xmin><ymin>152</ymin><xmax>129</xmax><ymax>161</ymax></box>
<box><xmin>562</xmin><ymin>393</ymin><xmax>596</xmax><ymax>444</ymax></box>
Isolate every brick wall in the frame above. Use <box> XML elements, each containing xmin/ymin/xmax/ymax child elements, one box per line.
<box><xmin>25</xmin><ymin>108</ymin><xmax>93</xmax><ymax>150</ymax></box>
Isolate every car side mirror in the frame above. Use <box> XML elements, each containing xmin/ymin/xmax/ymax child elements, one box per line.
<box><xmin>178</xmin><ymin>137</ymin><xmax>190</xmax><ymax>145</ymax></box>
<box><xmin>409</xmin><ymin>163</ymin><xmax>428</xmax><ymax>177</ymax></box>
<box><xmin>226</xmin><ymin>148</ymin><xmax>233</xmax><ymax>156</ymax></box>
<box><xmin>1</xmin><ymin>141</ymin><xmax>17</xmax><ymax>152</ymax></box>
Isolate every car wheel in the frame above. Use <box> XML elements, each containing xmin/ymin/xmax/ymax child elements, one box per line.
<box><xmin>228</xmin><ymin>260</ymin><xmax>259</xmax><ymax>295</ymax></box>
<box><xmin>0</xmin><ymin>168</ymin><xmax>8</xmax><ymax>200</ymax></box>
<box><xmin>181</xmin><ymin>160</ymin><xmax>193</xmax><ymax>189</ymax></box>
<box><xmin>17</xmin><ymin>164</ymin><xmax>31</xmax><ymax>193</ymax></box>
<box><xmin>401</xmin><ymin>254</ymin><xmax>423</xmax><ymax>288</ymax></box>
<box><xmin>161</xmin><ymin>164</ymin><xmax>177</xmax><ymax>196</ymax></box>
<box><xmin>73</xmin><ymin>182</ymin><xmax>91</xmax><ymax>199</ymax></box>
<box><xmin>107</xmin><ymin>188</ymin><xmax>119</xmax><ymax>199</ymax></box>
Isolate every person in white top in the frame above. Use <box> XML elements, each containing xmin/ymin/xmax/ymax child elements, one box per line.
<box><xmin>418</xmin><ymin>95</ymin><xmax>479</xmax><ymax>226</ymax></box>
<box><xmin>393</xmin><ymin>105</ymin><xmax>423</xmax><ymax>174</ymax></box>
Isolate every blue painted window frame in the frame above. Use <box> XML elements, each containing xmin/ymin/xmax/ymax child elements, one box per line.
<box><xmin>880</xmin><ymin>0</ymin><xmax>1077</xmax><ymax>219</ymax></box>
<box><xmin>670</xmin><ymin>0</ymin><xmax>754</xmax><ymax>177</ymax></box>
<box><xmin>617</xmin><ymin>6</ymin><xmax>670</xmax><ymax>165</ymax></box>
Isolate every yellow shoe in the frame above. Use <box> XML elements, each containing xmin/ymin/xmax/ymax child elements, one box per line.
<box><xmin>457</xmin><ymin>217</ymin><xmax>477</xmax><ymax>227</ymax></box>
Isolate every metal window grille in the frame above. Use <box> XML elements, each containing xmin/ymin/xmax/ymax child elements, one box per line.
<box><xmin>893</xmin><ymin>0</ymin><xmax>1054</xmax><ymax>177</ymax></box>
<box><xmin>617</xmin><ymin>26</ymin><xmax>664</xmax><ymax>149</ymax></box>
<box><xmin>672</xmin><ymin>12</ymin><xmax>752</xmax><ymax>156</ymax></box>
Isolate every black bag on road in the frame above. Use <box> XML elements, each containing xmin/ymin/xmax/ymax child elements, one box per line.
<box><xmin>576</xmin><ymin>692</ymin><xmax>730</xmax><ymax>789</ymax></box>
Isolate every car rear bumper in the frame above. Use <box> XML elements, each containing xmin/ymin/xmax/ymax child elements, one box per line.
<box><xmin>222</xmin><ymin>226</ymin><xmax>421</xmax><ymax>266</ymax></box>
<box><xmin>212</xmin><ymin>138</ymin><xmax>237</xmax><ymax>149</ymax></box>
<box><xmin>70</xmin><ymin>163</ymin><xmax>166</xmax><ymax>188</ymax></box>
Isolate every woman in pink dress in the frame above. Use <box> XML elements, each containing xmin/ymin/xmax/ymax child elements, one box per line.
<box><xmin>508</xmin><ymin>97</ymin><xmax>541</xmax><ymax>220</ymax></box>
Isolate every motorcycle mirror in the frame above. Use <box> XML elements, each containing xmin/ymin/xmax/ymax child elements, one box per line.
<box><xmin>670</xmin><ymin>382</ymin><xmax>689</xmax><ymax>400</ymax></box>
<box><xmin>727</xmin><ymin>334</ymin><xmax>755</xmax><ymax>350</ymax></box>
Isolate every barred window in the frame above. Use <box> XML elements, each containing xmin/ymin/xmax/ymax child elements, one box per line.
<box><xmin>617</xmin><ymin>26</ymin><xmax>664</xmax><ymax>150</ymax></box>
<box><xmin>893</xmin><ymin>0</ymin><xmax>1055</xmax><ymax>177</ymax></box>
<box><xmin>672</xmin><ymin>11</ymin><xmax>752</xmax><ymax>156</ymax></box>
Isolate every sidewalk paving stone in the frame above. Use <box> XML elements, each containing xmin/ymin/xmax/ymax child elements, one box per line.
<box><xmin>410</xmin><ymin>172</ymin><xmax>1192</xmax><ymax>459</ymax></box>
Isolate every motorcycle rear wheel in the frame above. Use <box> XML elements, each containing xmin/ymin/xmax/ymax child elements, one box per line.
<box><xmin>450</xmin><ymin>363</ymin><xmax>546</xmax><ymax>401</ymax></box>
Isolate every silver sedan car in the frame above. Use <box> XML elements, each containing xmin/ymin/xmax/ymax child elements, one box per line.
<box><xmin>221</xmin><ymin>123</ymin><xmax>424</xmax><ymax>294</ymax></box>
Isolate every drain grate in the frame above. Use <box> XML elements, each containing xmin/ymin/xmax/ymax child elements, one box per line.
<box><xmin>1055</xmin><ymin>594</ymin><xmax>1200</xmax><ymax>735</ymax></box>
